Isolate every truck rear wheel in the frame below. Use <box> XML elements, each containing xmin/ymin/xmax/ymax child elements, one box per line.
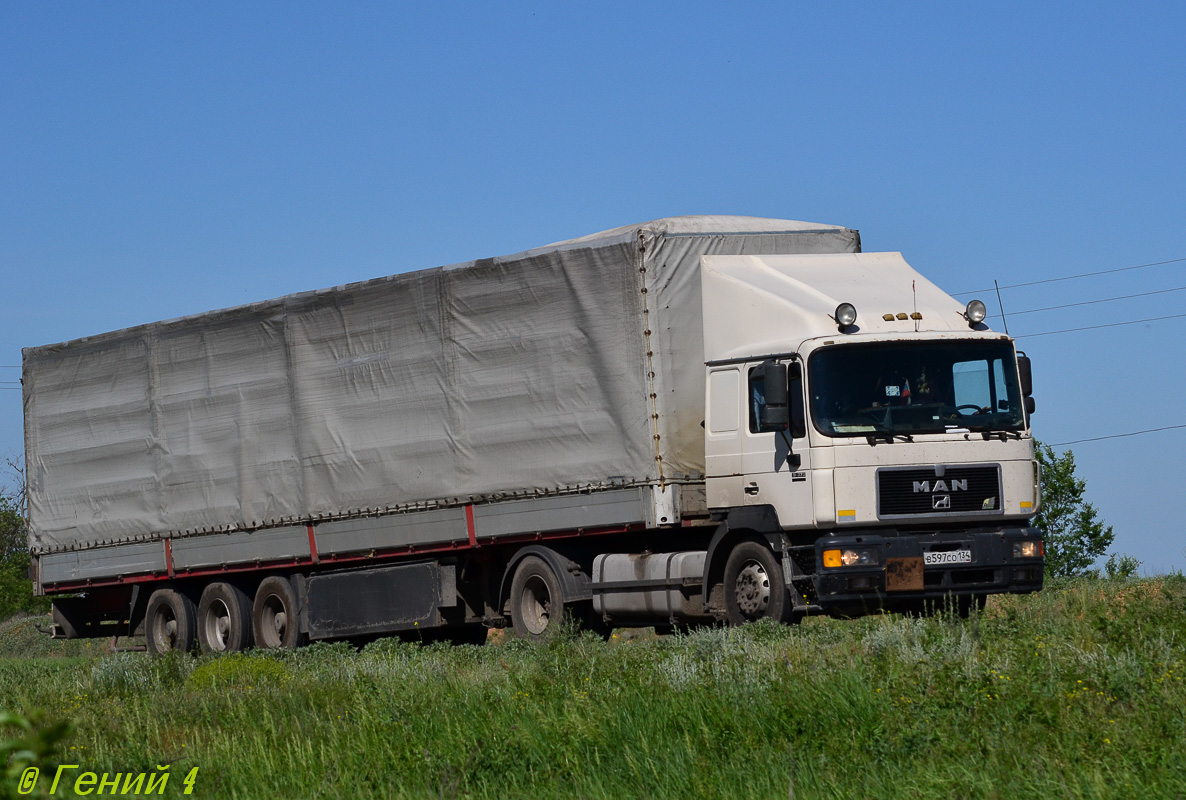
<box><xmin>197</xmin><ymin>582</ymin><xmax>254</xmax><ymax>654</ymax></box>
<box><xmin>253</xmin><ymin>576</ymin><xmax>304</xmax><ymax>649</ymax></box>
<box><xmin>145</xmin><ymin>589</ymin><xmax>197</xmax><ymax>655</ymax></box>
<box><xmin>509</xmin><ymin>556</ymin><xmax>566</xmax><ymax>642</ymax></box>
<box><xmin>723</xmin><ymin>540</ymin><xmax>792</xmax><ymax>626</ymax></box>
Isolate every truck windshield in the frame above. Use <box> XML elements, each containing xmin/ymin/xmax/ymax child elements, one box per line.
<box><xmin>808</xmin><ymin>340</ymin><xmax>1026</xmax><ymax>437</ymax></box>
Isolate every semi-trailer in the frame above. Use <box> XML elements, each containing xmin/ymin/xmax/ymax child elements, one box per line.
<box><xmin>22</xmin><ymin>216</ymin><xmax>1043</xmax><ymax>653</ymax></box>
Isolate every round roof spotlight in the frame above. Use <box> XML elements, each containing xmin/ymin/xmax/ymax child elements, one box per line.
<box><xmin>835</xmin><ymin>302</ymin><xmax>858</xmax><ymax>328</ymax></box>
<box><xmin>965</xmin><ymin>299</ymin><xmax>987</xmax><ymax>325</ymax></box>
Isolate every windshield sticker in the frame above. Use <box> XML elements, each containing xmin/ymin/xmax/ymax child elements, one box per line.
<box><xmin>885</xmin><ymin>385</ymin><xmax>900</xmax><ymax>397</ymax></box>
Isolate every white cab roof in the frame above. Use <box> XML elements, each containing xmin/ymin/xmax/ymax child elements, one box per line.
<box><xmin>701</xmin><ymin>252</ymin><xmax>995</xmax><ymax>362</ymax></box>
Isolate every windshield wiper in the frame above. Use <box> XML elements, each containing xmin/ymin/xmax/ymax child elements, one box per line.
<box><xmin>866</xmin><ymin>433</ymin><xmax>914</xmax><ymax>444</ymax></box>
<box><xmin>978</xmin><ymin>429</ymin><xmax>1024</xmax><ymax>440</ymax></box>
<box><xmin>864</xmin><ymin>428</ymin><xmax>914</xmax><ymax>445</ymax></box>
<box><xmin>859</xmin><ymin>412</ymin><xmax>914</xmax><ymax>444</ymax></box>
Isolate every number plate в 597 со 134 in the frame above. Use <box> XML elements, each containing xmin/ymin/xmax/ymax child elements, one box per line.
<box><xmin>924</xmin><ymin>549</ymin><xmax>972</xmax><ymax>566</ymax></box>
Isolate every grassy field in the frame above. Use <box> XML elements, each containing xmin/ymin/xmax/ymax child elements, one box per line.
<box><xmin>1</xmin><ymin>577</ymin><xmax>1183</xmax><ymax>799</ymax></box>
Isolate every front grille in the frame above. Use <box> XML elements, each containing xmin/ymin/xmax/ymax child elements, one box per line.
<box><xmin>878</xmin><ymin>465</ymin><xmax>1001</xmax><ymax>518</ymax></box>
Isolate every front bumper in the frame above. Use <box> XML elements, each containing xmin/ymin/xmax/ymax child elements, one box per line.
<box><xmin>812</xmin><ymin>526</ymin><xmax>1043</xmax><ymax>615</ymax></box>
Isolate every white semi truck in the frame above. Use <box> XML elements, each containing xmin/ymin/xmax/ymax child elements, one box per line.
<box><xmin>23</xmin><ymin>216</ymin><xmax>1043</xmax><ymax>653</ymax></box>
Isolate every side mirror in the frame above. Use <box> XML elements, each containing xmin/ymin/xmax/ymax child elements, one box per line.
<box><xmin>1017</xmin><ymin>353</ymin><xmax>1033</xmax><ymax>397</ymax></box>
<box><xmin>1025</xmin><ymin>396</ymin><xmax>1036</xmax><ymax>415</ymax></box>
<box><xmin>764</xmin><ymin>363</ymin><xmax>788</xmax><ymax>406</ymax></box>
<box><xmin>760</xmin><ymin>362</ymin><xmax>789</xmax><ymax>431</ymax></box>
<box><xmin>760</xmin><ymin>405</ymin><xmax>790</xmax><ymax>430</ymax></box>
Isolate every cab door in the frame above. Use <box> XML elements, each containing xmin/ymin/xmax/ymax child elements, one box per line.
<box><xmin>739</xmin><ymin>361</ymin><xmax>815</xmax><ymax>528</ymax></box>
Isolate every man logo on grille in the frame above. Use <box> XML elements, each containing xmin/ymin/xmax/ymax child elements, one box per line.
<box><xmin>933</xmin><ymin>495</ymin><xmax>951</xmax><ymax>510</ymax></box>
<box><xmin>913</xmin><ymin>480</ymin><xmax>967</xmax><ymax>493</ymax></box>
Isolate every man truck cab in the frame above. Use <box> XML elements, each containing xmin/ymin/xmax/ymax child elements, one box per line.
<box><xmin>702</xmin><ymin>252</ymin><xmax>1042</xmax><ymax>620</ymax></box>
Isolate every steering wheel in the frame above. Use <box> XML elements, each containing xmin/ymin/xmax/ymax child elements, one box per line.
<box><xmin>954</xmin><ymin>404</ymin><xmax>986</xmax><ymax>416</ymax></box>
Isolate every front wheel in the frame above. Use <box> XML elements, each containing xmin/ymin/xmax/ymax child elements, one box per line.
<box><xmin>723</xmin><ymin>540</ymin><xmax>793</xmax><ymax>626</ymax></box>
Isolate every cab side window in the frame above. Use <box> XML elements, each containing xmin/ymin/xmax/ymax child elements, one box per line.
<box><xmin>748</xmin><ymin>365</ymin><xmax>806</xmax><ymax>437</ymax></box>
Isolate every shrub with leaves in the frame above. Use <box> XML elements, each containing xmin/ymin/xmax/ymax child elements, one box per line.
<box><xmin>1034</xmin><ymin>441</ymin><xmax>1116</xmax><ymax>578</ymax></box>
<box><xmin>0</xmin><ymin>711</ymin><xmax>71</xmax><ymax>799</ymax></box>
<box><xmin>0</xmin><ymin>494</ymin><xmax>48</xmax><ymax>622</ymax></box>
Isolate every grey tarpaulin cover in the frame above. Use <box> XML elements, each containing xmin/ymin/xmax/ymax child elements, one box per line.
<box><xmin>24</xmin><ymin>216</ymin><xmax>859</xmax><ymax>553</ymax></box>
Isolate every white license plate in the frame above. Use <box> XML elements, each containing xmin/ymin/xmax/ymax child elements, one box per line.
<box><xmin>924</xmin><ymin>549</ymin><xmax>972</xmax><ymax>566</ymax></box>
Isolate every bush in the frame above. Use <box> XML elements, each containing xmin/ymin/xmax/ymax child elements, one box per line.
<box><xmin>1033</xmin><ymin>442</ymin><xmax>1115</xmax><ymax>578</ymax></box>
<box><xmin>0</xmin><ymin>495</ymin><xmax>47</xmax><ymax>621</ymax></box>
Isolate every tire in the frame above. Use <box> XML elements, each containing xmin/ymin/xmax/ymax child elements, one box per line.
<box><xmin>145</xmin><ymin>588</ymin><xmax>197</xmax><ymax>655</ymax></box>
<box><xmin>509</xmin><ymin>556</ymin><xmax>567</xmax><ymax>642</ymax></box>
<box><xmin>197</xmin><ymin>582</ymin><xmax>254</xmax><ymax>654</ymax></box>
<box><xmin>252</xmin><ymin>576</ymin><xmax>304</xmax><ymax>649</ymax></box>
<box><xmin>723</xmin><ymin>540</ymin><xmax>793</xmax><ymax>626</ymax></box>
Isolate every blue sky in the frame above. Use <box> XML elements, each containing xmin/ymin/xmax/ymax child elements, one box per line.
<box><xmin>3</xmin><ymin>3</ymin><xmax>1184</xmax><ymax>571</ymax></box>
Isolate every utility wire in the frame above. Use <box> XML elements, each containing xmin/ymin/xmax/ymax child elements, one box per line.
<box><xmin>954</xmin><ymin>255</ymin><xmax>1186</xmax><ymax>296</ymax></box>
<box><xmin>1013</xmin><ymin>312</ymin><xmax>1186</xmax><ymax>338</ymax></box>
<box><xmin>989</xmin><ymin>284</ymin><xmax>1186</xmax><ymax>318</ymax></box>
<box><xmin>1052</xmin><ymin>424</ymin><xmax>1186</xmax><ymax>447</ymax></box>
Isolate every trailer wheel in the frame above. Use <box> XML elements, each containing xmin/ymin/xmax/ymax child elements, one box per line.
<box><xmin>253</xmin><ymin>576</ymin><xmax>304</xmax><ymax>649</ymax></box>
<box><xmin>145</xmin><ymin>589</ymin><xmax>197</xmax><ymax>655</ymax></box>
<box><xmin>509</xmin><ymin>556</ymin><xmax>566</xmax><ymax>642</ymax></box>
<box><xmin>723</xmin><ymin>540</ymin><xmax>792</xmax><ymax>626</ymax></box>
<box><xmin>197</xmin><ymin>582</ymin><xmax>254</xmax><ymax>654</ymax></box>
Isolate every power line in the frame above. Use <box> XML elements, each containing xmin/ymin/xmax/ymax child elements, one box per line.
<box><xmin>1051</xmin><ymin>424</ymin><xmax>1186</xmax><ymax>447</ymax></box>
<box><xmin>954</xmin><ymin>255</ymin><xmax>1186</xmax><ymax>296</ymax></box>
<box><xmin>990</xmin><ymin>284</ymin><xmax>1186</xmax><ymax>318</ymax></box>
<box><xmin>1013</xmin><ymin>312</ymin><xmax>1186</xmax><ymax>338</ymax></box>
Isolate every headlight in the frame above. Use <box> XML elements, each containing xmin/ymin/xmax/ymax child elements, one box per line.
<box><xmin>1013</xmin><ymin>541</ymin><xmax>1040</xmax><ymax>559</ymax></box>
<box><xmin>965</xmin><ymin>299</ymin><xmax>987</xmax><ymax>324</ymax></box>
<box><xmin>823</xmin><ymin>548</ymin><xmax>878</xmax><ymax>567</ymax></box>
<box><xmin>841</xmin><ymin>548</ymin><xmax>877</xmax><ymax>566</ymax></box>
<box><xmin>835</xmin><ymin>302</ymin><xmax>858</xmax><ymax>327</ymax></box>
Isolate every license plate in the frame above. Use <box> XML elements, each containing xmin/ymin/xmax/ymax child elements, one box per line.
<box><xmin>924</xmin><ymin>549</ymin><xmax>972</xmax><ymax>566</ymax></box>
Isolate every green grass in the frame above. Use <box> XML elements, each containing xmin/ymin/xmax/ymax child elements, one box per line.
<box><xmin>2</xmin><ymin>577</ymin><xmax>1184</xmax><ymax>799</ymax></box>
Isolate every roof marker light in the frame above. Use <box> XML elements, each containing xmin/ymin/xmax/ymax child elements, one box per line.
<box><xmin>965</xmin><ymin>299</ymin><xmax>987</xmax><ymax>325</ymax></box>
<box><xmin>835</xmin><ymin>303</ymin><xmax>857</xmax><ymax>328</ymax></box>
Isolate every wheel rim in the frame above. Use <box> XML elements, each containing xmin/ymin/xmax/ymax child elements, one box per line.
<box><xmin>203</xmin><ymin>598</ymin><xmax>232</xmax><ymax>652</ymax></box>
<box><xmin>734</xmin><ymin>559</ymin><xmax>771</xmax><ymax>619</ymax></box>
<box><xmin>151</xmin><ymin>604</ymin><xmax>178</xmax><ymax>652</ymax></box>
<box><xmin>260</xmin><ymin>594</ymin><xmax>288</xmax><ymax>648</ymax></box>
<box><xmin>519</xmin><ymin>575</ymin><xmax>551</xmax><ymax>636</ymax></box>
